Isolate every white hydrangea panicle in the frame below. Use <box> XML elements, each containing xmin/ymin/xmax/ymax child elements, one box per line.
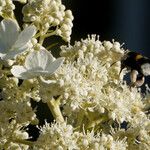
<box><xmin>0</xmin><ymin>100</ymin><xmax>37</xmax><ymax>149</ymax></box>
<box><xmin>0</xmin><ymin>19</ymin><xmax>36</xmax><ymax>60</ymax></box>
<box><xmin>43</xmin><ymin>35</ymin><xmax>145</xmax><ymax>128</ymax></box>
<box><xmin>34</xmin><ymin>121</ymin><xmax>78</xmax><ymax>150</ymax></box>
<box><xmin>0</xmin><ymin>100</ymin><xmax>37</xmax><ymax>125</ymax></box>
<box><xmin>22</xmin><ymin>0</ymin><xmax>74</xmax><ymax>42</ymax></box>
<box><xmin>76</xmin><ymin>132</ymin><xmax>127</xmax><ymax>150</ymax></box>
<box><xmin>0</xmin><ymin>0</ymin><xmax>27</xmax><ymax>18</ymax></box>
<box><xmin>11</xmin><ymin>48</ymin><xmax>64</xmax><ymax>79</ymax></box>
<box><xmin>112</xmin><ymin>111</ymin><xmax>150</xmax><ymax>149</ymax></box>
<box><xmin>0</xmin><ymin>75</ymin><xmax>41</xmax><ymax>102</ymax></box>
<box><xmin>34</xmin><ymin>121</ymin><xmax>128</xmax><ymax>150</ymax></box>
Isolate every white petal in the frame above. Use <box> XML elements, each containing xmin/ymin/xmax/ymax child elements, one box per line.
<box><xmin>1</xmin><ymin>44</ymin><xmax>28</xmax><ymax>60</ymax></box>
<box><xmin>36</xmin><ymin>49</ymin><xmax>55</xmax><ymax>69</ymax></box>
<box><xmin>0</xmin><ymin>19</ymin><xmax>19</xmax><ymax>53</ymax></box>
<box><xmin>11</xmin><ymin>66</ymin><xmax>37</xmax><ymax>79</ymax></box>
<box><xmin>13</xmin><ymin>25</ymin><xmax>36</xmax><ymax>48</ymax></box>
<box><xmin>38</xmin><ymin>49</ymin><xmax>55</xmax><ymax>69</ymax></box>
<box><xmin>11</xmin><ymin>65</ymin><xmax>28</xmax><ymax>79</ymax></box>
<box><xmin>46</xmin><ymin>57</ymin><xmax>64</xmax><ymax>74</ymax></box>
<box><xmin>25</xmin><ymin>49</ymin><xmax>54</xmax><ymax>70</ymax></box>
<box><xmin>25</xmin><ymin>51</ymin><xmax>39</xmax><ymax>69</ymax></box>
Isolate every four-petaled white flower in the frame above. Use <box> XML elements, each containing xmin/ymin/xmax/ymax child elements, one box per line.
<box><xmin>11</xmin><ymin>48</ymin><xmax>64</xmax><ymax>79</ymax></box>
<box><xmin>0</xmin><ymin>19</ymin><xmax>36</xmax><ymax>60</ymax></box>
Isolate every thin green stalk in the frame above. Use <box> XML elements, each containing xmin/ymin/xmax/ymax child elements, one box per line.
<box><xmin>12</xmin><ymin>139</ymin><xmax>34</xmax><ymax>146</ymax></box>
<box><xmin>47</xmin><ymin>98</ymin><xmax>64</xmax><ymax>122</ymax></box>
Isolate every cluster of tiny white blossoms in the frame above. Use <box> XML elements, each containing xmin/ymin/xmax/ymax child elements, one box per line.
<box><xmin>22</xmin><ymin>0</ymin><xmax>74</xmax><ymax>42</ymax></box>
<box><xmin>0</xmin><ymin>0</ymin><xmax>150</xmax><ymax>150</ymax></box>
<box><xmin>38</xmin><ymin>35</ymin><xmax>150</xmax><ymax>149</ymax></box>
<box><xmin>45</xmin><ymin>35</ymin><xmax>143</xmax><ymax>124</ymax></box>
<box><xmin>0</xmin><ymin>0</ymin><xmax>27</xmax><ymax>18</ymax></box>
<box><xmin>33</xmin><ymin>121</ymin><xmax>128</xmax><ymax>150</ymax></box>
<box><xmin>0</xmin><ymin>0</ymin><xmax>15</xmax><ymax>18</ymax></box>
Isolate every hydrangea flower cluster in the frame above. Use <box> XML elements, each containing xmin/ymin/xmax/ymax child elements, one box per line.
<box><xmin>34</xmin><ymin>121</ymin><xmax>128</xmax><ymax>150</ymax></box>
<box><xmin>43</xmin><ymin>35</ymin><xmax>143</xmax><ymax>123</ymax></box>
<box><xmin>0</xmin><ymin>0</ymin><xmax>150</xmax><ymax>150</ymax></box>
<box><xmin>0</xmin><ymin>0</ymin><xmax>15</xmax><ymax>18</ymax></box>
<box><xmin>38</xmin><ymin>35</ymin><xmax>150</xmax><ymax>149</ymax></box>
<box><xmin>22</xmin><ymin>0</ymin><xmax>74</xmax><ymax>42</ymax></box>
<box><xmin>0</xmin><ymin>0</ymin><xmax>27</xmax><ymax>18</ymax></box>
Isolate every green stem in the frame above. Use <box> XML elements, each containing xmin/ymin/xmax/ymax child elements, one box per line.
<box><xmin>44</xmin><ymin>31</ymin><xmax>56</xmax><ymax>38</ymax></box>
<box><xmin>12</xmin><ymin>139</ymin><xmax>34</xmax><ymax>146</ymax></box>
<box><xmin>39</xmin><ymin>35</ymin><xmax>45</xmax><ymax>45</ymax></box>
<box><xmin>46</xmin><ymin>42</ymin><xmax>58</xmax><ymax>50</ymax></box>
<box><xmin>39</xmin><ymin>31</ymin><xmax>56</xmax><ymax>45</ymax></box>
<box><xmin>75</xmin><ymin>110</ymin><xmax>85</xmax><ymax>130</ymax></box>
<box><xmin>47</xmin><ymin>98</ymin><xmax>64</xmax><ymax>122</ymax></box>
<box><xmin>86</xmin><ymin>115</ymin><xmax>108</xmax><ymax>129</ymax></box>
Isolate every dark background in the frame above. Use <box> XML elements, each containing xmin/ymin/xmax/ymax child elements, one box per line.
<box><xmin>63</xmin><ymin>0</ymin><xmax>150</xmax><ymax>57</ymax></box>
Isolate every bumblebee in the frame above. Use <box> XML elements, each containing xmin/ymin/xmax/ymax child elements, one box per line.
<box><xmin>119</xmin><ymin>51</ymin><xmax>150</xmax><ymax>87</ymax></box>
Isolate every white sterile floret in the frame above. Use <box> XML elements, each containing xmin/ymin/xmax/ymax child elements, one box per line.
<box><xmin>11</xmin><ymin>48</ymin><xmax>64</xmax><ymax>79</ymax></box>
<box><xmin>0</xmin><ymin>19</ymin><xmax>36</xmax><ymax>60</ymax></box>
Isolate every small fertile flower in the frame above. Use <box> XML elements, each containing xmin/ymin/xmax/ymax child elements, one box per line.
<box><xmin>34</xmin><ymin>121</ymin><xmax>128</xmax><ymax>150</ymax></box>
<box><xmin>11</xmin><ymin>48</ymin><xmax>64</xmax><ymax>79</ymax></box>
<box><xmin>0</xmin><ymin>0</ymin><xmax>15</xmax><ymax>18</ymax></box>
<box><xmin>34</xmin><ymin>122</ymin><xmax>78</xmax><ymax>150</ymax></box>
<box><xmin>0</xmin><ymin>19</ymin><xmax>36</xmax><ymax>60</ymax></box>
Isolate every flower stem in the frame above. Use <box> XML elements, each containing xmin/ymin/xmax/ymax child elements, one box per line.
<box><xmin>86</xmin><ymin>115</ymin><xmax>108</xmax><ymax>129</ymax></box>
<box><xmin>39</xmin><ymin>31</ymin><xmax>56</xmax><ymax>45</ymax></box>
<box><xmin>47</xmin><ymin>98</ymin><xmax>64</xmax><ymax>122</ymax></box>
<box><xmin>12</xmin><ymin>139</ymin><xmax>34</xmax><ymax>146</ymax></box>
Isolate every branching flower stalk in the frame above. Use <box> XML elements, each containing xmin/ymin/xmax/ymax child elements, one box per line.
<box><xmin>47</xmin><ymin>97</ymin><xmax>64</xmax><ymax>122</ymax></box>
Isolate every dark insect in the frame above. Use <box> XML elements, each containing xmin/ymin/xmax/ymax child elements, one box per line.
<box><xmin>119</xmin><ymin>51</ymin><xmax>150</xmax><ymax>87</ymax></box>
<box><xmin>111</xmin><ymin>51</ymin><xmax>150</xmax><ymax>87</ymax></box>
